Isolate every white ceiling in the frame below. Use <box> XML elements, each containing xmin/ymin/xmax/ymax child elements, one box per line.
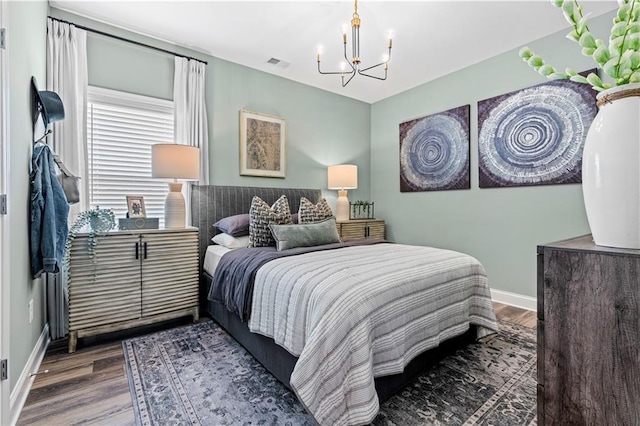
<box><xmin>50</xmin><ymin>1</ymin><xmax>618</xmax><ymax>104</ymax></box>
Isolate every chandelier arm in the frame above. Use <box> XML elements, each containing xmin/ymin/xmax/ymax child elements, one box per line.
<box><xmin>359</xmin><ymin>62</ymin><xmax>386</xmax><ymax>73</ymax></box>
<box><xmin>357</xmin><ymin>68</ymin><xmax>388</xmax><ymax>81</ymax></box>
<box><xmin>318</xmin><ymin>61</ymin><xmax>351</xmax><ymax>75</ymax></box>
<box><xmin>318</xmin><ymin>69</ymin><xmax>351</xmax><ymax>76</ymax></box>
<box><xmin>342</xmin><ymin>69</ymin><xmax>357</xmax><ymax>87</ymax></box>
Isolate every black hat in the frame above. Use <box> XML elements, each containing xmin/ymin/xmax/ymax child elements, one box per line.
<box><xmin>31</xmin><ymin>77</ymin><xmax>65</xmax><ymax>127</ymax></box>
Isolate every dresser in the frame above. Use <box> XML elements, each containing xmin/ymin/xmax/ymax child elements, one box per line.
<box><xmin>537</xmin><ymin>235</ymin><xmax>640</xmax><ymax>425</ymax></box>
<box><xmin>67</xmin><ymin>227</ymin><xmax>199</xmax><ymax>352</ymax></box>
<box><xmin>336</xmin><ymin>219</ymin><xmax>384</xmax><ymax>241</ymax></box>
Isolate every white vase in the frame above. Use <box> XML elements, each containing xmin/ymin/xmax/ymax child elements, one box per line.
<box><xmin>582</xmin><ymin>83</ymin><xmax>640</xmax><ymax>249</ymax></box>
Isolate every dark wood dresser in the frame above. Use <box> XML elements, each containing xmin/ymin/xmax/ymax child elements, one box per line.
<box><xmin>537</xmin><ymin>235</ymin><xmax>640</xmax><ymax>425</ymax></box>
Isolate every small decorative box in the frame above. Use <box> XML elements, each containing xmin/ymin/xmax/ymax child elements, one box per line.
<box><xmin>118</xmin><ymin>217</ymin><xmax>159</xmax><ymax>230</ymax></box>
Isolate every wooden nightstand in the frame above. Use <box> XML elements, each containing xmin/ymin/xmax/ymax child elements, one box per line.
<box><xmin>67</xmin><ymin>227</ymin><xmax>199</xmax><ymax>352</ymax></box>
<box><xmin>336</xmin><ymin>219</ymin><xmax>384</xmax><ymax>241</ymax></box>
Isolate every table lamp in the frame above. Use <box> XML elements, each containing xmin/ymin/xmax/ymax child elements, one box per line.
<box><xmin>328</xmin><ymin>164</ymin><xmax>358</xmax><ymax>221</ymax></box>
<box><xmin>152</xmin><ymin>144</ymin><xmax>200</xmax><ymax>228</ymax></box>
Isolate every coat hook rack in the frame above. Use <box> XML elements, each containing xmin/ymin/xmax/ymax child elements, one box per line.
<box><xmin>34</xmin><ymin>129</ymin><xmax>52</xmax><ymax>144</ymax></box>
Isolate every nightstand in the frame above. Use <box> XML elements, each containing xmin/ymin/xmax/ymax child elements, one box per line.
<box><xmin>336</xmin><ymin>219</ymin><xmax>384</xmax><ymax>241</ymax></box>
<box><xmin>67</xmin><ymin>227</ymin><xmax>199</xmax><ymax>352</ymax></box>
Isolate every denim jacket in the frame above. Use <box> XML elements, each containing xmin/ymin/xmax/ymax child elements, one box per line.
<box><xmin>30</xmin><ymin>144</ymin><xmax>69</xmax><ymax>278</ymax></box>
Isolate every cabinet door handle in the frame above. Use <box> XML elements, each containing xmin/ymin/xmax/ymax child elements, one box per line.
<box><xmin>143</xmin><ymin>242</ymin><xmax>148</xmax><ymax>259</ymax></box>
<box><xmin>135</xmin><ymin>242</ymin><xmax>139</xmax><ymax>259</ymax></box>
<box><xmin>365</xmin><ymin>226</ymin><xmax>370</xmax><ymax>238</ymax></box>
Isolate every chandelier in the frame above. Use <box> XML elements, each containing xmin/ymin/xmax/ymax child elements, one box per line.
<box><xmin>316</xmin><ymin>0</ymin><xmax>393</xmax><ymax>87</ymax></box>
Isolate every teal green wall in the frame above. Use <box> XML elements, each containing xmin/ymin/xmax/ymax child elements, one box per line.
<box><xmin>370</xmin><ymin>12</ymin><xmax>615</xmax><ymax>298</ymax></box>
<box><xmin>49</xmin><ymin>9</ymin><xmax>372</xmax><ymax>207</ymax></box>
<box><xmin>5</xmin><ymin>3</ymin><xmax>617</xmax><ymax>408</ymax></box>
<box><xmin>8</xmin><ymin>0</ymin><xmax>48</xmax><ymax>392</ymax></box>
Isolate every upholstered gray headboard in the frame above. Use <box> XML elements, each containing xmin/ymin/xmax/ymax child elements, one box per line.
<box><xmin>190</xmin><ymin>185</ymin><xmax>322</xmax><ymax>269</ymax></box>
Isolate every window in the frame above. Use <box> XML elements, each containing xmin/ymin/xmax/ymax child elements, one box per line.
<box><xmin>87</xmin><ymin>87</ymin><xmax>174</xmax><ymax>227</ymax></box>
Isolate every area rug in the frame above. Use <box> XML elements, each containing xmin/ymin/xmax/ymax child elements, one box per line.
<box><xmin>123</xmin><ymin>320</ymin><xmax>537</xmax><ymax>426</ymax></box>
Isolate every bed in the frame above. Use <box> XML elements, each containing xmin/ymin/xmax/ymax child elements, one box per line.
<box><xmin>191</xmin><ymin>185</ymin><xmax>498</xmax><ymax>425</ymax></box>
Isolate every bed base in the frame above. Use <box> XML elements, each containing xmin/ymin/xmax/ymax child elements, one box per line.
<box><xmin>202</xmin><ymin>271</ymin><xmax>476</xmax><ymax>403</ymax></box>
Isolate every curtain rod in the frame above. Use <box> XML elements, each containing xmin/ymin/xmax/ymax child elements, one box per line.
<box><xmin>48</xmin><ymin>16</ymin><xmax>208</xmax><ymax>66</ymax></box>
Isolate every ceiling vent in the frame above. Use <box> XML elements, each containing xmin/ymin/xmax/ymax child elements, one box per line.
<box><xmin>267</xmin><ymin>57</ymin><xmax>290</xmax><ymax>69</ymax></box>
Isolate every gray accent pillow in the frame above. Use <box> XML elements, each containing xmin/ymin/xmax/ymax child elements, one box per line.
<box><xmin>213</xmin><ymin>213</ymin><xmax>250</xmax><ymax>237</ymax></box>
<box><xmin>298</xmin><ymin>197</ymin><xmax>333</xmax><ymax>223</ymax></box>
<box><xmin>269</xmin><ymin>217</ymin><xmax>341</xmax><ymax>251</ymax></box>
<box><xmin>249</xmin><ymin>195</ymin><xmax>292</xmax><ymax>247</ymax></box>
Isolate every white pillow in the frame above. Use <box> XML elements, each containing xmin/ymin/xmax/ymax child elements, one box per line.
<box><xmin>212</xmin><ymin>233</ymin><xmax>251</xmax><ymax>249</ymax></box>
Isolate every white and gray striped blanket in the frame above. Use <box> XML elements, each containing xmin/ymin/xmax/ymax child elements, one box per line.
<box><xmin>248</xmin><ymin>243</ymin><xmax>498</xmax><ymax>426</ymax></box>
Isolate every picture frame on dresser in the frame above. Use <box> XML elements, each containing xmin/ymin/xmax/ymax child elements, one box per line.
<box><xmin>239</xmin><ymin>109</ymin><xmax>286</xmax><ymax>178</ymax></box>
<box><xmin>126</xmin><ymin>195</ymin><xmax>146</xmax><ymax>218</ymax></box>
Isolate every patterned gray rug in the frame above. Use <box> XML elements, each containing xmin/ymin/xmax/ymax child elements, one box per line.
<box><xmin>123</xmin><ymin>320</ymin><xmax>537</xmax><ymax>426</ymax></box>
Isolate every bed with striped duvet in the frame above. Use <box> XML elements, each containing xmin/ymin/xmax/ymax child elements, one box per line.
<box><xmin>246</xmin><ymin>242</ymin><xmax>498</xmax><ymax>426</ymax></box>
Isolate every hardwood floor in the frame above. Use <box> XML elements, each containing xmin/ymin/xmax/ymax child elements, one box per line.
<box><xmin>17</xmin><ymin>302</ymin><xmax>536</xmax><ymax>425</ymax></box>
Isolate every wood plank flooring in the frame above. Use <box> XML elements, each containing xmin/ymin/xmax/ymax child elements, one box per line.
<box><xmin>17</xmin><ymin>302</ymin><xmax>536</xmax><ymax>425</ymax></box>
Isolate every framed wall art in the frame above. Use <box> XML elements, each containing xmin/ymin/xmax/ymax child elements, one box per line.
<box><xmin>399</xmin><ymin>105</ymin><xmax>470</xmax><ymax>192</ymax></box>
<box><xmin>477</xmin><ymin>70</ymin><xmax>597</xmax><ymax>188</ymax></box>
<box><xmin>126</xmin><ymin>195</ymin><xmax>146</xmax><ymax>218</ymax></box>
<box><xmin>239</xmin><ymin>110</ymin><xmax>286</xmax><ymax>178</ymax></box>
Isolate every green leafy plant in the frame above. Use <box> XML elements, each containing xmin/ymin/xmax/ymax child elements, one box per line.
<box><xmin>63</xmin><ymin>207</ymin><xmax>115</xmax><ymax>272</ymax></box>
<box><xmin>519</xmin><ymin>0</ymin><xmax>640</xmax><ymax>91</ymax></box>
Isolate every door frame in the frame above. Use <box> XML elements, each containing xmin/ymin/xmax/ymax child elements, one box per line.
<box><xmin>0</xmin><ymin>0</ymin><xmax>10</xmax><ymax>423</ymax></box>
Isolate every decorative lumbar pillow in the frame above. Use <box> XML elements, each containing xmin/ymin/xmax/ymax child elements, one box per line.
<box><xmin>249</xmin><ymin>195</ymin><xmax>292</xmax><ymax>247</ymax></box>
<box><xmin>269</xmin><ymin>217</ymin><xmax>341</xmax><ymax>251</ymax></box>
<box><xmin>212</xmin><ymin>233</ymin><xmax>251</xmax><ymax>249</ymax></box>
<box><xmin>213</xmin><ymin>213</ymin><xmax>250</xmax><ymax>237</ymax></box>
<box><xmin>298</xmin><ymin>197</ymin><xmax>333</xmax><ymax>224</ymax></box>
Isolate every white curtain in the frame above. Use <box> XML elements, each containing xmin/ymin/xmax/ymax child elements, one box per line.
<box><xmin>174</xmin><ymin>57</ymin><xmax>209</xmax><ymax>224</ymax></box>
<box><xmin>46</xmin><ymin>18</ymin><xmax>89</xmax><ymax>217</ymax></box>
<box><xmin>46</xmin><ymin>18</ymin><xmax>88</xmax><ymax>340</ymax></box>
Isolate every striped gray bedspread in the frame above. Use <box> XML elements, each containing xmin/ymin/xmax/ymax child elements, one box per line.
<box><xmin>248</xmin><ymin>243</ymin><xmax>498</xmax><ymax>426</ymax></box>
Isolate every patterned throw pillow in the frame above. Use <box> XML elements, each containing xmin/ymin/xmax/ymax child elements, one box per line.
<box><xmin>298</xmin><ymin>197</ymin><xmax>333</xmax><ymax>223</ymax></box>
<box><xmin>249</xmin><ymin>195</ymin><xmax>292</xmax><ymax>247</ymax></box>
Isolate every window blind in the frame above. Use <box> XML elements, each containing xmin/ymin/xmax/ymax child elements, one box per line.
<box><xmin>87</xmin><ymin>87</ymin><xmax>174</xmax><ymax>227</ymax></box>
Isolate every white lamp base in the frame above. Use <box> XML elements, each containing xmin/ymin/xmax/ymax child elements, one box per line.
<box><xmin>335</xmin><ymin>189</ymin><xmax>350</xmax><ymax>221</ymax></box>
<box><xmin>164</xmin><ymin>182</ymin><xmax>186</xmax><ymax>228</ymax></box>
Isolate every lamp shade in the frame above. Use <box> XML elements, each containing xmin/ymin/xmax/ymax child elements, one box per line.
<box><xmin>327</xmin><ymin>164</ymin><xmax>358</xmax><ymax>189</ymax></box>
<box><xmin>152</xmin><ymin>144</ymin><xmax>200</xmax><ymax>180</ymax></box>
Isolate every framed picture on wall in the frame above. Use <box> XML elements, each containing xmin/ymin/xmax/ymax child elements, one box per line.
<box><xmin>399</xmin><ymin>105</ymin><xmax>471</xmax><ymax>192</ymax></box>
<box><xmin>477</xmin><ymin>69</ymin><xmax>597</xmax><ymax>188</ymax></box>
<box><xmin>126</xmin><ymin>195</ymin><xmax>146</xmax><ymax>218</ymax></box>
<box><xmin>239</xmin><ymin>109</ymin><xmax>286</xmax><ymax>178</ymax></box>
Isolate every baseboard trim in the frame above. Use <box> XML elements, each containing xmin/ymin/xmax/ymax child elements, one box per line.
<box><xmin>9</xmin><ymin>324</ymin><xmax>50</xmax><ymax>426</ymax></box>
<box><xmin>491</xmin><ymin>289</ymin><xmax>537</xmax><ymax>312</ymax></box>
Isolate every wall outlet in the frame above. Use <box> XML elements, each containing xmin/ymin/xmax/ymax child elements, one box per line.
<box><xmin>29</xmin><ymin>299</ymin><xmax>33</xmax><ymax>324</ymax></box>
